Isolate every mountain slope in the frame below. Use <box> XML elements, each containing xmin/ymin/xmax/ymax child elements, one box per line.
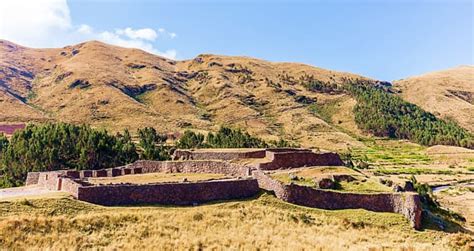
<box><xmin>1</xmin><ymin>40</ymin><xmax>471</xmax><ymax>150</ymax></box>
<box><xmin>394</xmin><ymin>66</ymin><xmax>474</xmax><ymax>132</ymax></box>
<box><xmin>0</xmin><ymin>40</ymin><xmax>371</xmax><ymax>151</ymax></box>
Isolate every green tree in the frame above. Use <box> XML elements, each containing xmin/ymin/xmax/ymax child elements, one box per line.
<box><xmin>206</xmin><ymin>126</ymin><xmax>268</xmax><ymax>148</ymax></box>
<box><xmin>0</xmin><ymin>123</ymin><xmax>139</xmax><ymax>188</ymax></box>
<box><xmin>0</xmin><ymin>133</ymin><xmax>8</xmax><ymax>153</ymax></box>
<box><xmin>176</xmin><ymin>130</ymin><xmax>205</xmax><ymax>149</ymax></box>
<box><xmin>137</xmin><ymin>127</ymin><xmax>169</xmax><ymax>160</ymax></box>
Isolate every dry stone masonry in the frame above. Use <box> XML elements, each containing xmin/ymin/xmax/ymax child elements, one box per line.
<box><xmin>25</xmin><ymin>148</ymin><xmax>422</xmax><ymax>229</ymax></box>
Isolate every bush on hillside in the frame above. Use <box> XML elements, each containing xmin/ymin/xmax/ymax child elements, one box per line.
<box><xmin>206</xmin><ymin>127</ymin><xmax>268</xmax><ymax>148</ymax></box>
<box><xmin>176</xmin><ymin>130</ymin><xmax>205</xmax><ymax>149</ymax></box>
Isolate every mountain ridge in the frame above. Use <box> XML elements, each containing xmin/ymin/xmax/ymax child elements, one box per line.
<box><xmin>0</xmin><ymin>40</ymin><xmax>472</xmax><ymax>151</ymax></box>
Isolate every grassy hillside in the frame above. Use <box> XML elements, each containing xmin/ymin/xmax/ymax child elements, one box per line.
<box><xmin>1</xmin><ymin>40</ymin><xmax>472</xmax><ymax>151</ymax></box>
<box><xmin>0</xmin><ymin>40</ymin><xmax>371</xmax><ymax>151</ymax></box>
<box><xmin>394</xmin><ymin>66</ymin><xmax>474</xmax><ymax>132</ymax></box>
<box><xmin>0</xmin><ymin>193</ymin><xmax>471</xmax><ymax>250</ymax></box>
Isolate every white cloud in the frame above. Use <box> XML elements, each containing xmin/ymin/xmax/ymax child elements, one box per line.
<box><xmin>77</xmin><ymin>24</ymin><xmax>93</xmax><ymax>35</ymax></box>
<box><xmin>116</xmin><ymin>28</ymin><xmax>157</xmax><ymax>41</ymax></box>
<box><xmin>0</xmin><ymin>0</ymin><xmax>71</xmax><ymax>47</ymax></box>
<box><xmin>0</xmin><ymin>0</ymin><xmax>177</xmax><ymax>59</ymax></box>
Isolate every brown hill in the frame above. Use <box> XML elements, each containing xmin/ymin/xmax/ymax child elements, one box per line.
<box><xmin>0</xmin><ymin>40</ymin><xmax>373</xmax><ymax>151</ymax></box>
<box><xmin>0</xmin><ymin>40</ymin><xmax>472</xmax><ymax>150</ymax></box>
<box><xmin>393</xmin><ymin>66</ymin><xmax>474</xmax><ymax>132</ymax></box>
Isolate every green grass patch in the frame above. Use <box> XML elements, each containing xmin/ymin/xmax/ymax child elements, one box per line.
<box><xmin>374</xmin><ymin>168</ymin><xmax>455</xmax><ymax>175</ymax></box>
<box><xmin>271</xmin><ymin>173</ymin><xmax>315</xmax><ymax>187</ymax></box>
<box><xmin>308</xmin><ymin>98</ymin><xmax>341</xmax><ymax>123</ymax></box>
<box><xmin>350</xmin><ymin>140</ymin><xmax>432</xmax><ymax>168</ymax></box>
<box><xmin>337</xmin><ymin>180</ymin><xmax>392</xmax><ymax>193</ymax></box>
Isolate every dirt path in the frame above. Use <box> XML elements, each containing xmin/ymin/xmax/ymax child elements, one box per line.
<box><xmin>0</xmin><ymin>185</ymin><xmax>58</xmax><ymax>200</ymax></box>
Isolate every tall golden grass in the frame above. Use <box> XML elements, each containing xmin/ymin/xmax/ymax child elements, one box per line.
<box><xmin>0</xmin><ymin>193</ymin><xmax>471</xmax><ymax>250</ymax></box>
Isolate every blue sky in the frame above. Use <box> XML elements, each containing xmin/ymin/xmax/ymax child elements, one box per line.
<box><xmin>1</xmin><ymin>0</ymin><xmax>472</xmax><ymax>80</ymax></box>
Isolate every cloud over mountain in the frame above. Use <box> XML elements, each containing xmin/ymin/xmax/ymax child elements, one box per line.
<box><xmin>0</xmin><ymin>0</ymin><xmax>177</xmax><ymax>59</ymax></box>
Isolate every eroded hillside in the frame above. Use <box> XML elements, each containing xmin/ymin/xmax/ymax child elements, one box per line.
<box><xmin>0</xmin><ymin>40</ymin><xmax>371</xmax><ymax>151</ymax></box>
<box><xmin>1</xmin><ymin>40</ymin><xmax>472</xmax><ymax>150</ymax></box>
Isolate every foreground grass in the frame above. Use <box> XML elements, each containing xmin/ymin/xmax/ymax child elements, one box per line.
<box><xmin>0</xmin><ymin>193</ymin><xmax>471</xmax><ymax>250</ymax></box>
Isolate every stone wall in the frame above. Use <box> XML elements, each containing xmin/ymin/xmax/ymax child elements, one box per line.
<box><xmin>76</xmin><ymin>178</ymin><xmax>259</xmax><ymax>206</ymax></box>
<box><xmin>36</xmin><ymin>171</ymin><xmax>63</xmax><ymax>190</ymax></box>
<box><xmin>173</xmin><ymin>149</ymin><xmax>266</xmax><ymax>161</ymax></box>
<box><xmin>25</xmin><ymin>172</ymin><xmax>40</xmax><ymax>186</ymax></box>
<box><xmin>252</xmin><ymin>169</ymin><xmax>286</xmax><ymax>197</ymax></box>
<box><xmin>59</xmin><ymin>178</ymin><xmax>82</xmax><ymax>197</ymax></box>
<box><xmin>258</xmin><ymin>151</ymin><xmax>344</xmax><ymax>170</ymax></box>
<box><xmin>125</xmin><ymin>160</ymin><xmax>250</xmax><ymax>177</ymax></box>
<box><xmin>282</xmin><ymin>184</ymin><xmax>422</xmax><ymax>229</ymax></box>
<box><xmin>252</xmin><ymin>170</ymin><xmax>422</xmax><ymax>229</ymax></box>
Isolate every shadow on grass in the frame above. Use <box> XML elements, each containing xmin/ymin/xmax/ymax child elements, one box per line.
<box><xmin>108</xmin><ymin>190</ymin><xmax>270</xmax><ymax>209</ymax></box>
<box><xmin>421</xmin><ymin>207</ymin><xmax>473</xmax><ymax>235</ymax></box>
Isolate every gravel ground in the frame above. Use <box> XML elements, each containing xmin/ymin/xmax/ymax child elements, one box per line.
<box><xmin>0</xmin><ymin>185</ymin><xmax>57</xmax><ymax>200</ymax></box>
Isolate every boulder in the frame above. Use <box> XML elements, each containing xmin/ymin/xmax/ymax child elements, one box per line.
<box><xmin>403</xmin><ymin>181</ymin><xmax>416</xmax><ymax>192</ymax></box>
<box><xmin>393</xmin><ymin>185</ymin><xmax>403</xmax><ymax>192</ymax></box>
<box><xmin>333</xmin><ymin>174</ymin><xmax>356</xmax><ymax>182</ymax></box>
<box><xmin>315</xmin><ymin>177</ymin><xmax>335</xmax><ymax>189</ymax></box>
<box><xmin>289</xmin><ymin>174</ymin><xmax>299</xmax><ymax>181</ymax></box>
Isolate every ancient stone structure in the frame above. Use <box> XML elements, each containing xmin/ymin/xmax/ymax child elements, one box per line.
<box><xmin>173</xmin><ymin>149</ymin><xmax>266</xmax><ymax>161</ymax></box>
<box><xmin>24</xmin><ymin>148</ymin><xmax>422</xmax><ymax>229</ymax></box>
<box><xmin>252</xmin><ymin>170</ymin><xmax>422</xmax><ymax>229</ymax></box>
<box><xmin>256</xmin><ymin>150</ymin><xmax>344</xmax><ymax>170</ymax></box>
<box><xmin>77</xmin><ymin>179</ymin><xmax>259</xmax><ymax>206</ymax></box>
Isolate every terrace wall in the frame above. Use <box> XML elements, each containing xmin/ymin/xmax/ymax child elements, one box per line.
<box><xmin>125</xmin><ymin>160</ymin><xmax>251</xmax><ymax>177</ymax></box>
<box><xmin>282</xmin><ymin>184</ymin><xmax>422</xmax><ymax>229</ymax></box>
<box><xmin>173</xmin><ymin>149</ymin><xmax>266</xmax><ymax>161</ymax></box>
<box><xmin>252</xmin><ymin>170</ymin><xmax>422</xmax><ymax>229</ymax></box>
<box><xmin>258</xmin><ymin>151</ymin><xmax>344</xmax><ymax>170</ymax></box>
<box><xmin>59</xmin><ymin>178</ymin><xmax>82</xmax><ymax>197</ymax></box>
<box><xmin>76</xmin><ymin>178</ymin><xmax>260</xmax><ymax>206</ymax></box>
<box><xmin>25</xmin><ymin>172</ymin><xmax>40</xmax><ymax>186</ymax></box>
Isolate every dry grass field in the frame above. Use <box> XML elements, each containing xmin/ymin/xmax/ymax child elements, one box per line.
<box><xmin>0</xmin><ymin>193</ymin><xmax>472</xmax><ymax>250</ymax></box>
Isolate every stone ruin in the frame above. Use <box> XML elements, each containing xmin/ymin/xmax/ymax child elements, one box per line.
<box><xmin>25</xmin><ymin>148</ymin><xmax>422</xmax><ymax>229</ymax></box>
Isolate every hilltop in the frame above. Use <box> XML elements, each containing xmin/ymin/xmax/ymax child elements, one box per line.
<box><xmin>394</xmin><ymin>66</ymin><xmax>474</xmax><ymax>132</ymax></box>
